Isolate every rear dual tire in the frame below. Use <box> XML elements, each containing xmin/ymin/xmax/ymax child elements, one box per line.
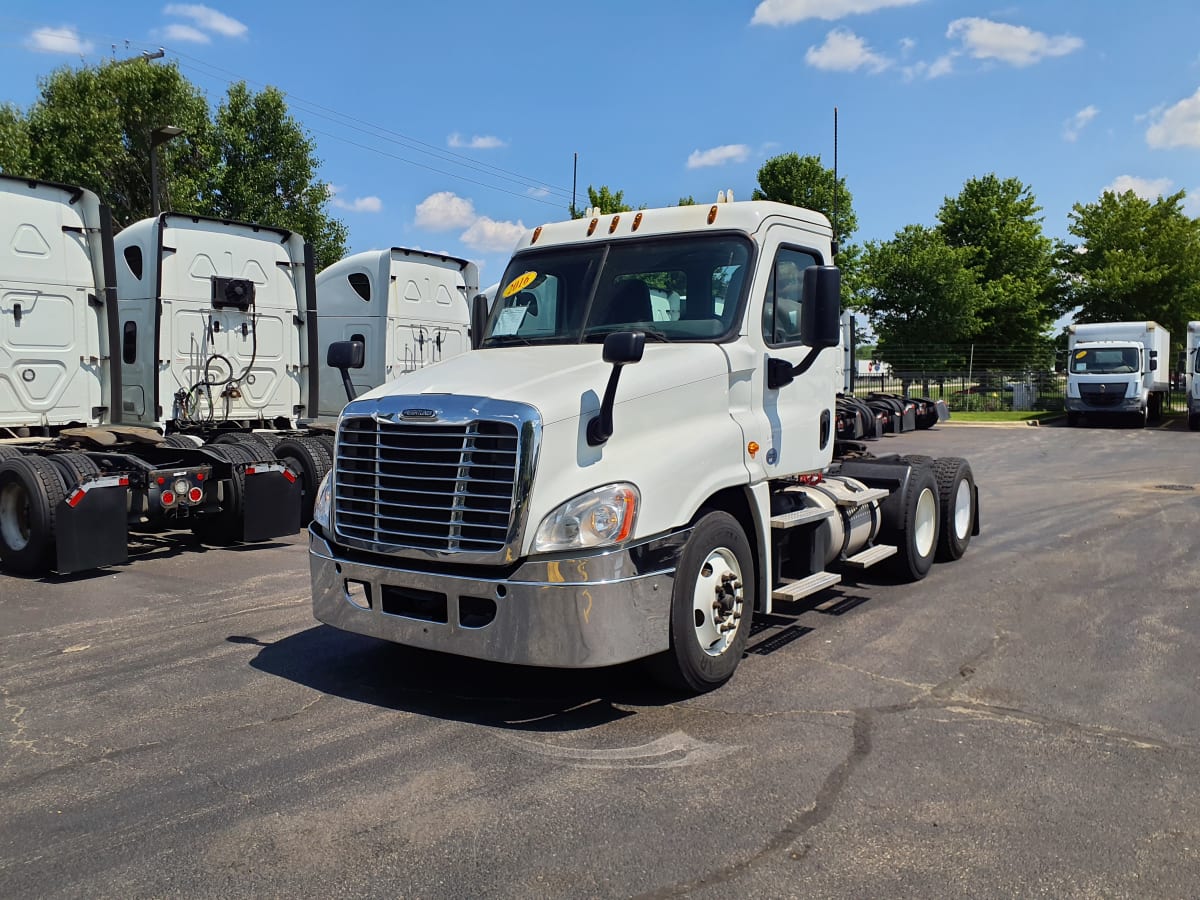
<box><xmin>0</xmin><ymin>455</ymin><xmax>68</xmax><ymax>575</ymax></box>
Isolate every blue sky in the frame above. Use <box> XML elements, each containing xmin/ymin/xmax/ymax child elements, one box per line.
<box><xmin>2</xmin><ymin>1</ymin><xmax>1198</xmax><ymax>282</ymax></box>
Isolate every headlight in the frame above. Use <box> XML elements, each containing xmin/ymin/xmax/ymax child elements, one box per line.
<box><xmin>532</xmin><ymin>483</ymin><xmax>639</xmax><ymax>553</ymax></box>
<box><xmin>312</xmin><ymin>470</ymin><xmax>333</xmax><ymax>530</ymax></box>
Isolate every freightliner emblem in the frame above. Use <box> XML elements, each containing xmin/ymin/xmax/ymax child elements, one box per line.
<box><xmin>401</xmin><ymin>408</ymin><xmax>438</xmax><ymax>418</ymax></box>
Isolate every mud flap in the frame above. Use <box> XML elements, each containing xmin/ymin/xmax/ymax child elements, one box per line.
<box><xmin>934</xmin><ymin>399</ymin><xmax>950</xmax><ymax>422</ymax></box>
<box><xmin>55</xmin><ymin>484</ymin><xmax>129</xmax><ymax>574</ymax></box>
<box><xmin>242</xmin><ymin>466</ymin><xmax>302</xmax><ymax>541</ymax></box>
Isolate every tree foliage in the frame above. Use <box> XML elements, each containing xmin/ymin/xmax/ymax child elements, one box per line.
<box><xmin>1059</xmin><ymin>189</ymin><xmax>1200</xmax><ymax>341</ymax></box>
<box><xmin>861</xmin><ymin>225</ymin><xmax>985</xmax><ymax>370</ymax></box>
<box><xmin>570</xmin><ymin>184</ymin><xmax>633</xmax><ymax>218</ymax></box>
<box><xmin>202</xmin><ymin>83</ymin><xmax>347</xmax><ymax>267</ymax></box>
<box><xmin>752</xmin><ymin>153</ymin><xmax>858</xmax><ymax>243</ymax></box>
<box><xmin>1</xmin><ymin>61</ymin><xmax>347</xmax><ymax>265</ymax></box>
<box><xmin>937</xmin><ymin>175</ymin><xmax>1061</xmax><ymax>360</ymax></box>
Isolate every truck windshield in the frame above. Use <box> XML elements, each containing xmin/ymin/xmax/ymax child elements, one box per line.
<box><xmin>1069</xmin><ymin>347</ymin><xmax>1139</xmax><ymax>374</ymax></box>
<box><xmin>479</xmin><ymin>235</ymin><xmax>753</xmax><ymax>346</ymax></box>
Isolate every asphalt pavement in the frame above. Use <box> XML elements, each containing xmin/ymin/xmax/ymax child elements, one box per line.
<box><xmin>2</xmin><ymin>421</ymin><xmax>1199</xmax><ymax>898</ymax></box>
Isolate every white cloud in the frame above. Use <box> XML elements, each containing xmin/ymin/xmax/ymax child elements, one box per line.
<box><xmin>1184</xmin><ymin>191</ymin><xmax>1200</xmax><ymax>218</ymax></box>
<box><xmin>899</xmin><ymin>37</ymin><xmax>916</xmax><ymax>55</ymax></box>
<box><xmin>947</xmin><ymin>18</ymin><xmax>1083</xmax><ymax>67</ymax></box>
<box><xmin>332</xmin><ymin>194</ymin><xmax>383</xmax><ymax>213</ymax></box>
<box><xmin>461</xmin><ymin>217</ymin><xmax>525</xmax><ymax>253</ymax></box>
<box><xmin>686</xmin><ymin>144</ymin><xmax>751</xmax><ymax>169</ymax></box>
<box><xmin>24</xmin><ymin>26</ymin><xmax>94</xmax><ymax>55</ymax></box>
<box><xmin>526</xmin><ymin>186</ymin><xmax>551</xmax><ymax>199</ymax></box>
<box><xmin>751</xmin><ymin>0</ymin><xmax>922</xmax><ymax>26</ymax></box>
<box><xmin>161</xmin><ymin>23</ymin><xmax>210</xmax><ymax>43</ymax></box>
<box><xmin>415</xmin><ymin>192</ymin><xmax>478</xmax><ymax>230</ymax></box>
<box><xmin>163</xmin><ymin>4</ymin><xmax>248</xmax><ymax>38</ymax></box>
<box><xmin>448</xmin><ymin>133</ymin><xmax>507</xmax><ymax>150</ymax></box>
<box><xmin>805</xmin><ymin>28</ymin><xmax>890</xmax><ymax>73</ymax></box>
<box><xmin>1103</xmin><ymin>175</ymin><xmax>1174</xmax><ymax>200</ymax></box>
<box><xmin>1063</xmin><ymin>105</ymin><xmax>1099</xmax><ymax>142</ymax></box>
<box><xmin>1145</xmin><ymin>88</ymin><xmax>1200</xmax><ymax>149</ymax></box>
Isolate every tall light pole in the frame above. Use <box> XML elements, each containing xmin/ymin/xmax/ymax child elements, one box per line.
<box><xmin>149</xmin><ymin>125</ymin><xmax>183</xmax><ymax>216</ymax></box>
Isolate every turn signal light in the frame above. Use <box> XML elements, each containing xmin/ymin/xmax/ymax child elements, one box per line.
<box><xmin>188</xmin><ymin>487</ymin><xmax>204</xmax><ymax>503</ymax></box>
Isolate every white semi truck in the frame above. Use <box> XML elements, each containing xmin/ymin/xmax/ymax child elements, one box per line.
<box><xmin>0</xmin><ymin>175</ymin><xmax>300</xmax><ymax>574</ymax></box>
<box><xmin>313</xmin><ymin>248</ymin><xmax>475</xmax><ymax>417</ymax></box>
<box><xmin>309</xmin><ymin>198</ymin><xmax>981</xmax><ymax>692</ymax></box>
<box><xmin>1065</xmin><ymin>321</ymin><xmax>1170</xmax><ymax>427</ymax></box>
<box><xmin>1187</xmin><ymin>321</ymin><xmax>1200</xmax><ymax>432</ymax></box>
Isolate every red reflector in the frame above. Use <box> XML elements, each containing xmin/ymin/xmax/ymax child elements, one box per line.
<box><xmin>118</xmin><ymin>476</ymin><xmax>129</xmax><ymax>486</ymax></box>
<box><xmin>67</xmin><ymin>488</ymin><xmax>86</xmax><ymax>508</ymax></box>
<box><xmin>196</xmin><ymin>471</ymin><xmax>204</xmax><ymax>481</ymax></box>
<box><xmin>160</xmin><ymin>491</ymin><xmax>176</xmax><ymax>506</ymax></box>
<box><xmin>157</xmin><ymin>476</ymin><xmax>166</xmax><ymax>485</ymax></box>
<box><xmin>245</xmin><ymin>466</ymin><xmax>256</xmax><ymax>475</ymax></box>
<box><xmin>188</xmin><ymin>487</ymin><xmax>203</xmax><ymax>503</ymax></box>
<box><xmin>283</xmin><ymin>469</ymin><xmax>297</xmax><ymax>483</ymax></box>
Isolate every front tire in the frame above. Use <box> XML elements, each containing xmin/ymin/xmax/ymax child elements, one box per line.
<box><xmin>656</xmin><ymin>511</ymin><xmax>755</xmax><ymax>693</ymax></box>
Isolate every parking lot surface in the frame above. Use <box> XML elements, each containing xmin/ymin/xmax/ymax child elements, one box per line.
<box><xmin>2</xmin><ymin>421</ymin><xmax>1199</xmax><ymax>898</ymax></box>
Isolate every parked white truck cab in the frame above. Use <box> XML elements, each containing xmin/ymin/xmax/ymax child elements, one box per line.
<box><xmin>1187</xmin><ymin>322</ymin><xmax>1200</xmax><ymax>432</ymax></box>
<box><xmin>313</xmin><ymin>248</ymin><xmax>476</xmax><ymax>417</ymax></box>
<box><xmin>1065</xmin><ymin>321</ymin><xmax>1170</xmax><ymax>427</ymax></box>
<box><xmin>309</xmin><ymin>199</ymin><xmax>980</xmax><ymax>692</ymax></box>
<box><xmin>0</xmin><ymin>176</ymin><xmax>300</xmax><ymax>574</ymax></box>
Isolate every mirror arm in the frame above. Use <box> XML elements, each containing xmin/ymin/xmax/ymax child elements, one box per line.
<box><xmin>587</xmin><ymin>365</ymin><xmax>625</xmax><ymax>446</ymax></box>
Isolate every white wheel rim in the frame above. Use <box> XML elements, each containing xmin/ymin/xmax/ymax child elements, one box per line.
<box><xmin>953</xmin><ymin>479</ymin><xmax>972</xmax><ymax>540</ymax></box>
<box><xmin>691</xmin><ymin>547</ymin><xmax>744</xmax><ymax>657</ymax></box>
<box><xmin>914</xmin><ymin>487</ymin><xmax>937</xmax><ymax>558</ymax></box>
<box><xmin>0</xmin><ymin>481</ymin><xmax>31</xmax><ymax>551</ymax></box>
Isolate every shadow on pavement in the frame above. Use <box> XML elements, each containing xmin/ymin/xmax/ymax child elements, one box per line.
<box><xmin>238</xmin><ymin>624</ymin><xmax>683</xmax><ymax>732</ymax></box>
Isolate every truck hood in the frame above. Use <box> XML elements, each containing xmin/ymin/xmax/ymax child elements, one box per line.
<box><xmin>350</xmin><ymin>343</ymin><xmax>730</xmax><ymax>426</ymax></box>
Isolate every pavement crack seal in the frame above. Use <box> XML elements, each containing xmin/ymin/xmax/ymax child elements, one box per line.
<box><xmin>232</xmin><ymin>693</ymin><xmax>326</xmax><ymax>731</ymax></box>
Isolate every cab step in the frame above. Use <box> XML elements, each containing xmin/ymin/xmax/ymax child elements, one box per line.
<box><xmin>772</xmin><ymin>571</ymin><xmax>842</xmax><ymax>603</ymax></box>
<box><xmin>770</xmin><ymin>507</ymin><xmax>834</xmax><ymax>530</ymax></box>
<box><xmin>842</xmin><ymin>544</ymin><xmax>898</xmax><ymax>569</ymax></box>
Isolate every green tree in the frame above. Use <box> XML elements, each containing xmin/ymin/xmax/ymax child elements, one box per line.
<box><xmin>570</xmin><ymin>184</ymin><xmax>634</xmax><ymax>218</ymax></box>
<box><xmin>21</xmin><ymin>61</ymin><xmax>213</xmax><ymax>226</ymax></box>
<box><xmin>937</xmin><ymin>174</ymin><xmax>1062</xmax><ymax>365</ymax></box>
<box><xmin>861</xmin><ymin>225</ymin><xmax>985</xmax><ymax>370</ymax></box>
<box><xmin>677</xmin><ymin>195</ymin><xmax>696</xmax><ymax>206</ymax></box>
<box><xmin>202</xmin><ymin>82</ymin><xmax>347</xmax><ymax>267</ymax></box>
<box><xmin>0</xmin><ymin>103</ymin><xmax>32</xmax><ymax>175</ymax></box>
<box><xmin>752</xmin><ymin>153</ymin><xmax>858</xmax><ymax>244</ymax></box>
<box><xmin>1059</xmin><ymin>189</ymin><xmax>1200</xmax><ymax>340</ymax></box>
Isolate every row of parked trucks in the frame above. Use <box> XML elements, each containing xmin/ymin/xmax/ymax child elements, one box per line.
<box><xmin>0</xmin><ymin>174</ymin><xmax>476</xmax><ymax>574</ymax></box>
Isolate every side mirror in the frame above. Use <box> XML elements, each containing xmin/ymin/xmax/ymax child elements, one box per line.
<box><xmin>602</xmin><ymin>330</ymin><xmax>645</xmax><ymax>365</ymax></box>
<box><xmin>587</xmin><ymin>331</ymin><xmax>645</xmax><ymax>446</ymax></box>
<box><xmin>800</xmin><ymin>265</ymin><xmax>841</xmax><ymax>349</ymax></box>
<box><xmin>327</xmin><ymin>339</ymin><xmax>364</xmax><ymax>403</ymax></box>
<box><xmin>470</xmin><ymin>293</ymin><xmax>490</xmax><ymax>348</ymax></box>
<box><xmin>327</xmin><ymin>340</ymin><xmax>364</xmax><ymax>370</ymax></box>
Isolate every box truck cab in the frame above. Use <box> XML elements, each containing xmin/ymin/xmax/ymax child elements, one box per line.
<box><xmin>309</xmin><ymin>198</ymin><xmax>980</xmax><ymax>692</ymax></box>
<box><xmin>1066</xmin><ymin>321</ymin><xmax>1170</xmax><ymax>427</ymax></box>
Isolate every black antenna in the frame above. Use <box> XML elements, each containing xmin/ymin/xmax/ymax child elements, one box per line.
<box><xmin>832</xmin><ymin>106</ymin><xmax>839</xmax><ymax>259</ymax></box>
<box><xmin>572</xmin><ymin>152</ymin><xmax>578</xmax><ymax>217</ymax></box>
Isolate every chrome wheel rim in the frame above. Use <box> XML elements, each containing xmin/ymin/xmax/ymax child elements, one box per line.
<box><xmin>692</xmin><ymin>547</ymin><xmax>743</xmax><ymax>657</ymax></box>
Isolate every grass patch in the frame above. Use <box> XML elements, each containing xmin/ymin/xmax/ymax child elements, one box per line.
<box><xmin>948</xmin><ymin>410</ymin><xmax>1061</xmax><ymax>422</ymax></box>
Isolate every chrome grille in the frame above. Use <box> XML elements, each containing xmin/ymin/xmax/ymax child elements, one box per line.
<box><xmin>333</xmin><ymin>416</ymin><xmax>519</xmax><ymax>553</ymax></box>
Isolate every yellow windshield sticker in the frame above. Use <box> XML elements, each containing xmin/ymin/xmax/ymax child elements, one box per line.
<box><xmin>503</xmin><ymin>271</ymin><xmax>537</xmax><ymax>298</ymax></box>
<box><xmin>1075</xmin><ymin>350</ymin><xmax>1087</xmax><ymax>358</ymax></box>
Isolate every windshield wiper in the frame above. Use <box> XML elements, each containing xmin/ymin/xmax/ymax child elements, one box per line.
<box><xmin>483</xmin><ymin>334</ymin><xmax>562</xmax><ymax>347</ymax></box>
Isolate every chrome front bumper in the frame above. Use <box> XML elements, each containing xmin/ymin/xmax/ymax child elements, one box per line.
<box><xmin>309</xmin><ymin>528</ymin><xmax>686</xmax><ymax>668</ymax></box>
<box><xmin>1065</xmin><ymin>397</ymin><xmax>1140</xmax><ymax>411</ymax></box>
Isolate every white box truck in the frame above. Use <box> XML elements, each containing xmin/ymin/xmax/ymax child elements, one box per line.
<box><xmin>1187</xmin><ymin>321</ymin><xmax>1200</xmax><ymax>431</ymax></box>
<box><xmin>1065</xmin><ymin>321</ymin><xmax>1170</xmax><ymax>427</ymax></box>
<box><xmin>309</xmin><ymin>198</ymin><xmax>981</xmax><ymax>692</ymax></box>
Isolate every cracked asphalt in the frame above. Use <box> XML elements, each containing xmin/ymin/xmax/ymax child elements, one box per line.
<box><xmin>2</xmin><ymin>421</ymin><xmax>1199</xmax><ymax>898</ymax></box>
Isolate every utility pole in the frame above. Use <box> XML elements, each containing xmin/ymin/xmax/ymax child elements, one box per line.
<box><xmin>149</xmin><ymin>125</ymin><xmax>183</xmax><ymax>216</ymax></box>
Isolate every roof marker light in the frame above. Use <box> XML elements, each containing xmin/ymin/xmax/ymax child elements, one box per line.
<box><xmin>531</xmin><ymin>225</ymin><xmax>543</xmax><ymax>244</ymax></box>
<box><xmin>587</xmin><ymin>217</ymin><xmax>599</xmax><ymax>236</ymax></box>
<box><xmin>632</xmin><ymin>212</ymin><xmax>643</xmax><ymax>231</ymax></box>
<box><xmin>707</xmin><ymin>205</ymin><xmax>719</xmax><ymax>225</ymax></box>
<box><xmin>608</xmin><ymin>215</ymin><xmax>620</xmax><ymax>234</ymax></box>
